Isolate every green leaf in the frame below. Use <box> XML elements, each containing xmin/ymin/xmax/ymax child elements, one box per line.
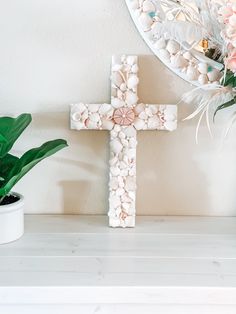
<box><xmin>0</xmin><ymin>139</ymin><xmax>68</xmax><ymax>197</ymax></box>
<box><xmin>0</xmin><ymin>154</ymin><xmax>19</xmax><ymax>182</ymax></box>
<box><xmin>213</xmin><ymin>98</ymin><xmax>236</xmax><ymax>121</ymax></box>
<box><xmin>0</xmin><ymin>114</ymin><xmax>32</xmax><ymax>158</ymax></box>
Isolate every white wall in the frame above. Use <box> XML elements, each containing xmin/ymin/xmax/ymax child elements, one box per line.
<box><xmin>1</xmin><ymin>0</ymin><xmax>236</xmax><ymax>216</ymax></box>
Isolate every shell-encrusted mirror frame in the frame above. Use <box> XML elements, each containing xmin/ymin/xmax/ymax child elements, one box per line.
<box><xmin>125</xmin><ymin>0</ymin><xmax>223</xmax><ymax>86</ymax></box>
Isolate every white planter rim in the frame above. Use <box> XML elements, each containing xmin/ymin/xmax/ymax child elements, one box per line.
<box><xmin>0</xmin><ymin>192</ymin><xmax>24</xmax><ymax>214</ymax></box>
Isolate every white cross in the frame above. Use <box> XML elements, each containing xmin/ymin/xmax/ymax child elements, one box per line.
<box><xmin>70</xmin><ymin>55</ymin><xmax>177</xmax><ymax>228</ymax></box>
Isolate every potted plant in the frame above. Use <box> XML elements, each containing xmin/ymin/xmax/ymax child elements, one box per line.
<box><xmin>0</xmin><ymin>113</ymin><xmax>68</xmax><ymax>244</ymax></box>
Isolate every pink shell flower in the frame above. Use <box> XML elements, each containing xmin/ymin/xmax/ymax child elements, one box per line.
<box><xmin>113</xmin><ymin>107</ymin><xmax>135</xmax><ymax>126</ymax></box>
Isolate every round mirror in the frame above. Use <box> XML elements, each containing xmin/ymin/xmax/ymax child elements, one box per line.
<box><xmin>126</xmin><ymin>0</ymin><xmax>224</xmax><ymax>86</ymax></box>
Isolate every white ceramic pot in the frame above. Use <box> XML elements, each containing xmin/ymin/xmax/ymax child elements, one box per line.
<box><xmin>0</xmin><ymin>192</ymin><xmax>24</xmax><ymax>244</ymax></box>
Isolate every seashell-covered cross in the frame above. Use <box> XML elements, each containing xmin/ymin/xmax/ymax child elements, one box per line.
<box><xmin>70</xmin><ymin>55</ymin><xmax>177</xmax><ymax>228</ymax></box>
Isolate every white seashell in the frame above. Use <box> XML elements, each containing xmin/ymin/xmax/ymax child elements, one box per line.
<box><xmin>101</xmin><ymin>118</ymin><xmax>114</xmax><ymax>130</ymax></box>
<box><xmin>154</xmin><ymin>38</ymin><xmax>166</xmax><ymax>50</ymax></box>
<box><xmin>166</xmin><ymin>40</ymin><xmax>180</xmax><ymax>55</ymax></box>
<box><xmin>109</xmin><ymin>178</ymin><xmax>119</xmax><ymax>190</ymax></box>
<box><xmin>111</xmin><ymin>97</ymin><xmax>125</xmax><ymax>108</ymax></box>
<box><xmin>110</xmin><ymin>139</ymin><xmax>123</xmax><ymax>154</ymax></box>
<box><xmin>171</xmin><ymin>54</ymin><xmax>188</xmax><ymax>68</ymax></box>
<box><xmin>114</xmin><ymin>125</ymin><xmax>121</xmax><ymax>132</ymax></box>
<box><xmin>72</xmin><ymin>103</ymin><xmax>86</xmax><ymax>114</ymax></box>
<box><xmin>127</xmin><ymin>148</ymin><xmax>136</xmax><ymax>159</ymax></box>
<box><xmin>129</xmin><ymin>138</ymin><xmax>137</xmax><ymax>148</ymax></box>
<box><xmin>164</xmin><ymin>120</ymin><xmax>177</xmax><ymax>131</ymax></box>
<box><xmin>149</xmin><ymin>105</ymin><xmax>158</xmax><ymax>114</ymax></box>
<box><xmin>147</xmin><ymin>116</ymin><xmax>160</xmax><ymax>129</ymax></box>
<box><xmin>109</xmin><ymin>218</ymin><xmax>120</xmax><ymax>227</ymax></box>
<box><xmin>116</xmin><ymin>188</ymin><xmax>125</xmax><ymax>196</ymax></box>
<box><xmin>112</xmin><ymin>64</ymin><xmax>123</xmax><ymax>71</ymax></box>
<box><xmin>131</xmin><ymin>64</ymin><xmax>139</xmax><ymax>73</ymax></box>
<box><xmin>110</xmin><ymin>130</ymin><xmax>117</xmax><ymax>138</ymax></box>
<box><xmin>111</xmin><ymin>71</ymin><xmax>124</xmax><ymax>87</ymax></box>
<box><xmin>142</xmin><ymin>0</ymin><xmax>155</xmax><ymax>12</ymax></box>
<box><xmin>109</xmin><ymin>195</ymin><xmax>121</xmax><ymax>208</ymax></box>
<box><xmin>121</xmin><ymin>139</ymin><xmax>129</xmax><ymax>147</ymax></box>
<box><xmin>133</xmin><ymin>118</ymin><xmax>145</xmax><ymax>130</ymax></box>
<box><xmin>85</xmin><ymin>119</ymin><xmax>98</xmax><ymax>129</ymax></box>
<box><xmin>109</xmin><ymin>156</ymin><xmax>118</xmax><ymax>166</ymax></box>
<box><xmin>123</xmin><ymin>126</ymin><xmax>137</xmax><ymax>138</ymax></box>
<box><xmin>125</xmin><ymin>176</ymin><xmax>136</xmax><ymax>191</ymax></box>
<box><xmin>122</xmin><ymin>203</ymin><xmax>131</xmax><ymax>211</ymax></box>
<box><xmin>117</xmin><ymin>90</ymin><xmax>124</xmax><ymax>100</ymax></box>
<box><xmin>129</xmin><ymin>167</ymin><xmax>136</xmax><ymax>176</ymax></box>
<box><xmin>89</xmin><ymin>113</ymin><xmax>100</xmax><ymax>122</ymax></box>
<box><xmin>186</xmin><ymin>66</ymin><xmax>199</xmax><ymax>81</ymax></box>
<box><xmin>183</xmin><ymin>51</ymin><xmax>192</xmax><ymax>60</ymax></box>
<box><xmin>121</xmin><ymin>193</ymin><xmax>132</xmax><ymax>203</ymax></box>
<box><xmin>145</xmin><ymin>107</ymin><xmax>154</xmax><ymax>117</ymax></box>
<box><xmin>126</xmin><ymin>56</ymin><xmax>136</xmax><ymax>66</ymax></box>
<box><xmin>134</xmin><ymin>103</ymin><xmax>145</xmax><ymax>114</ymax></box>
<box><xmin>118</xmin><ymin>131</ymin><xmax>126</xmax><ymax>139</ymax></box>
<box><xmin>127</xmin><ymin>75</ymin><xmax>139</xmax><ymax>89</ymax></box>
<box><xmin>111</xmin><ymin>167</ymin><xmax>120</xmax><ymax>176</ymax></box>
<box><xmin>119</xmin><ymin>161</ymin><xmax>127</xmax><ymax>170</ymax></box>
<box><xmin>159</xmin><ymin>49</ymin><xmax>170</xmax><ymax>60</ymax></box>
<box><xmin>139</xmin><ymin>111</ymin><xmax>148</xmax><ymax>120</ymax></box>
<box><xmin>198</xmin><ymin>74</ymin><xmax>208</xmax><ymax>85</ymax></box>
<box><xmin>99</xmin><ymin>103</ymin><xmax>112</xmax><ymax>115</ymax></box>
<box><xmin>207</xmin><ymin>69</ymin><xmax>220</xmax><ymax>82</ymax></box>
<box><xmin>139</xmin><ymin>12</ymin><xmax>153</xmax><ymax>31</ymax></box>
<box><xmin>120</xmin><ymin>169</ymin><xmax>129</xmax><ymax>177</ymax></box>
<box><xmin>198</xmin><ymin>63</ymin><xmax>208</xmax><ymax>74</ymax></box>
<box><xmin>128</xmin><ymin>191</ymin><xmax>135</xmax><ymax>200</ymax></box>
<box><xmin>126</xmin><ymin>91</ymin><xmax>138</xmax><ymax>105</ymax></box>
<box><xmin>120</xmin><ymin>83</ymin><xmax>127</xmax><ymax>92</ymax></box>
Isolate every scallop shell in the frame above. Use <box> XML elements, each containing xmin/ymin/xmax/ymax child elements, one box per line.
<box><xmin>85</xmin><ymin>119</ymin><xmax>98</xmax><ymax>129</ymax></box>
<box><xmin>127</xmin><ymin>75</ymin><xmax>139</xmax><ymax>89</ymax></box>
<box><xmin>101</xmin><ymin>118</ymin><xmax>114</xmax><ymax>130</ymax></box>
<box><xmin>123</xmin><ymin>126</ymin><xmax>137</xmax><ymax>138</ymax></box>
<box><xmin>125</xmin><ymin>91</ymin><xmax>138</xmax><ymax>106</ymax></box>
<box><xmin>111</xmin><ymin>72</ymin><xmax>124</xmax><ymax>87</ymax></box>
<box><xmin>110</xmin><ymin>167</ymin><xmax>121</xmax><ymax>176</ymax></box>
<box><xmin>99</xmin><ymin>103</ymin><xmax>112</xmax><ymax>115</ymax></box>
<box><xmin>72</xmin><ymin>103</ymin><xmax>86</xmax><ymax>114</ymax></box>
<box><xmin>186</xmin><ymin>66</ymin><xmax>199</xmax><ymax>81</ymax></box>
<box><xmin>89</xmin><ymin>113</ymin><xmax>100</xmax><ymax>122</ymax></box>
<box><xmin>166</xmin><ymin>40</ymin><xmax>180</xmax><ymax>55</ymax></box>
<box><xmin>112</xmin><ymin>97</ymin><xmax>125</xmax><ymax>108</ymax></box>
<box><xmin>147</xmin><ymin>116</ymin><xmax>160</xmax><ymax>129</ymax></box>
<box><xmin>134</xmin><ymin>103</ymin><xmax>145</xmax><ymax>115</ymax></box>
<box><xmin>126</xmin><ymin>56</ymin><xmax>136</xmax><ymax>66</ymax></box>
<box><xmin>109</xmin><ymin>178</ymin><xmax>119</xmax><ymax>190</ymax></box>
<box><xmin>133</xmin><ymin>118</ymin><xmax>145</xmax><ymax>130</ymax></box>
<box><xmin>154</xmin><ymin>38</ymin><xmax>166</xmax><ymax>50</ymax></box>
<box><xmin>110</xmin><ymin>139</ymin><xmax>123</xmax><ymax>154</ymax></box>
<box><xmin>139</xmin><ymin>12</ymin><xmax>153</xmax><ymax>31</ymax></box>
<box><xmin>125</xmin><ymin>176</ymin><xmax>136</xmax><ymax>191</ymax></box>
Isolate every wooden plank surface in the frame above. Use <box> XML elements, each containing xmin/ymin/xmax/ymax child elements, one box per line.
<box><xmin>0</xmin><ymin>215</ymin><xmax>236</xmax><ymax>309</ymax></box>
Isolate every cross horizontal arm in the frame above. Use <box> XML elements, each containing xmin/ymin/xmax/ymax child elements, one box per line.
<box><xmin>70</xmin><ymin>103</ymin><xmax>115</xmax><ymax>131</ymax></box>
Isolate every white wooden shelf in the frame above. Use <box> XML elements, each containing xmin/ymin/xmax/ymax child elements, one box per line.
<box><xmin>0</xmin><ymin>215</ymin><xmax>236</xmax><ymax>314</ymax></box>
